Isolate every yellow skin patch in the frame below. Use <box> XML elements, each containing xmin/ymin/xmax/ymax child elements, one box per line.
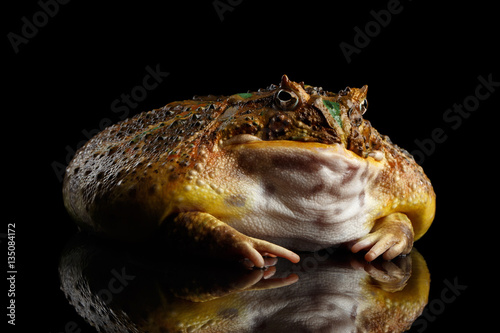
<box><xmin>63</xmin><ymin>75</ymin><xmax>435</xmax><ymax>266</ymax></box>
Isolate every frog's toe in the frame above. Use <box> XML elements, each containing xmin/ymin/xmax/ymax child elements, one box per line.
<box><xmin>238</xmin><ymin>237</ymin><xmax>300</xmax><ymax>268</ymax></box>
<box><xmin>380</xmin><ymin>238</ymin><xmax>411</xmax><ymax>261</ymax></box>
<box><xmin>351</xmin><ymin>213</ymin><xmax>414</xmax><ymax>262</ymax></box>
<box><xmin>350</xmin><ymin>232</ymin><xmax>411</xmax><ymax>262</ymax></box>
<box><xmin>350</xmin><ymin>233</ymin><xmax>380</xmax><ymax>260</ymax></box>
<box><xmin>367</xmin><ymin>235</ymin><xmax>405</xmax><ymax>261</ymax></box>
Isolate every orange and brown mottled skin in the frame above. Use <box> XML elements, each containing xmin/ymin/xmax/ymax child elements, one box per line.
<box><xmin>335</xmin><ymin>84</ymin><xmax>435</xmax><ymax>239</ymax></box>
<box><xmin>64</xmin><ymin>98</ymin><xmax>227</xmax><ymax>240</ymax></box>
<box><xmin>344</xmin><ymin>110</ymin><xmax>435</xmax><ymax>239</ymax></box>
<box><xmin>373</xmin><ymin>137</ymin><xmax>435</xmax><ymax>239</ymax></box>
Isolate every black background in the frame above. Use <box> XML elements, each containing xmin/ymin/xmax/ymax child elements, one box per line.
<box><xmin>5</xmin><ymin>0</ymin><xmax>498</xmax><ymax>332</ymax></box>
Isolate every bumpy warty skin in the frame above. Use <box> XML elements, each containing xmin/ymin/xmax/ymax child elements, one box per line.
<box><xmin>63</xmin><ymin>75</ymin><xmax>435</xmax><ymax>258</ymax></box>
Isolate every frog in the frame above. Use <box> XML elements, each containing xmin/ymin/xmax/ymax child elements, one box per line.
<box><xmin>63</xmin><ymin>75</ymin><xmax>436</xmax><ymax>267</ymax></box>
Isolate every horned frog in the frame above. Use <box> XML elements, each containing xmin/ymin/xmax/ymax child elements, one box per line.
<box><xmin>63</xmin><ymin>75</ymin><xmax>435</xmax><ymax>267</ymax></box>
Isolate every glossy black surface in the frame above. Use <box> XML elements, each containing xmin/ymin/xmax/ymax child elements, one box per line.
<box><xmin>58</xmin><ymin>234</ymin><xmax>429</xmax><ymax>332</ymax></box>
<box><xmin>6</xmin><ymin>1</ymin><xmax>497</xmax><ymax>332</ymax></box>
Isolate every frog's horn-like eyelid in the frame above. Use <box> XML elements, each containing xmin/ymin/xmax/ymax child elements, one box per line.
<box><xmin>360</xmin><ymin>85</ymin><xmax>368</xmax><ymax>98</ymax></box>
<box><xmin>280</xmin><ymin>74</ymin><xmax>291</xmax><ymax>88</ymax></box>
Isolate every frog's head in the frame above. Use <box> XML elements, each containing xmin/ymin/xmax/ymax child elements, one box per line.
<box><xmin>219</xmin><ymin>75</ymin><xmax>369</xmax><ymax>148</ymax></box>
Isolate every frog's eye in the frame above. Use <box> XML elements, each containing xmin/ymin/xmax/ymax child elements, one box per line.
<box><xmin>360</xmin><ymin>99</ymin><xmax>368</xmax><ymax>114</ymax></box>
<box><xmin>275</xmin><ymin>89</ymin><xmax>299</xmax><ymax>110</ymax></box>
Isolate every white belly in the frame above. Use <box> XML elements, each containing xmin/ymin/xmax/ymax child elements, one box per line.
<box><xmin>225</xmin><ymin>141</ymin><xmax>382</xmax><ymax>251</ymax></box>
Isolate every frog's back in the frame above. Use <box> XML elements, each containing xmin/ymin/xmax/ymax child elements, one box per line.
<box><xmin>63</xmin><ymin>99</ymin><xmax>224</xmax><ymax>240</ymax></box>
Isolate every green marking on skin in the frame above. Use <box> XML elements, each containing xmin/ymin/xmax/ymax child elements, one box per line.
<box><xmin>130</xmin><ymin>123</ymin><xmax>166</xmax><ymax>143</ymax></box>
<box><xmin>322</xmin><ymin>100</ymin><xmax>343</xmax><ymax>127</ymax></box>
<box><xmin>237</xmin><ymin>93</ymin><xmax>253</xmax><ymax>98</ymax></box>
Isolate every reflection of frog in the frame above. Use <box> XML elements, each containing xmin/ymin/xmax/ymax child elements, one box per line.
<box><xmin>59</xmin><ymin>237</ymin><xmax>430</xmax><ymax>333</ymax></box>
<box><xmin>63</xmin><ymin>75</ymin><xmax>436</xmax><ymax>266</ymax></box>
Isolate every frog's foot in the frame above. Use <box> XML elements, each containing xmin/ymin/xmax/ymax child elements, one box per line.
<box><xmin>350</xmin><ymin>213</ymin><xmax>414</xmax><ymax>262</ymax></box>
<box><xmin>165</xmin><ymin>212</ymin><xmax>300</xmax><ymax>268</ymax></box>
<box><xmin>364</xmin><ymin>257</ymin><xmax>412</xmax><ymax>292</ymax></box>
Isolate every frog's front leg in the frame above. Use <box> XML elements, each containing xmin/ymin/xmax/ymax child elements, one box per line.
<box><xmin>163</xmin><ymin>212</ymin><xmax>300</xmax><ymax>268</ymax></box>
<box><xmin>350</xmin><ymin>213</ymin><xmax>414</xmax><ymax>262</ymax></box>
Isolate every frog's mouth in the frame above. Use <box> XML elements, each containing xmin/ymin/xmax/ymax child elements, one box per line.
<box><xmin>222</xmin><ymin>134</ymin><xmax>264</xmax><ymax>147</ymax></box>
<box><xmin>221</xmin><ymin>134</ymin><xmax>362</xmax><ymax>168</ymax></box>
<box><xmin>221</xmin><ymin>133</ymin><xmax>342</xmax><ymax>150</ymax></box>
